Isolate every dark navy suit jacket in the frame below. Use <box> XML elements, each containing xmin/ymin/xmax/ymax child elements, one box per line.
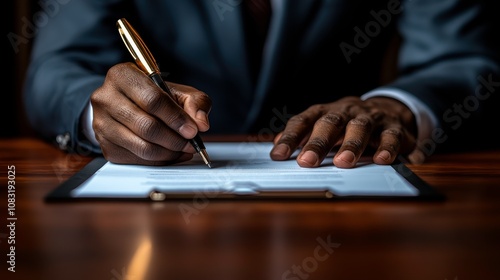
<box><xmin>23</xmin><ymin>0</ymin><xmax>500</xmax><ymax>153</ymax></box>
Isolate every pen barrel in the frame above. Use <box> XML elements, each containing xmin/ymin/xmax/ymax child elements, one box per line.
<box><xmin>118</xmin><ymin>18</ymin><xmax>210</xmax><ymax>165</ymax></box>
<box><xmin>190</xmin><ymin>134</ymin><xmax>206</xmax><ymax>151</ymax></box>
<box><xmin>150</xmin><ymin>73</ymin><xmax>172</xmax><ymax>95</ymax></box>
<box><xmin>150</xmin><ymin>73</ymin><xmax>206</xmax><ymax>153</ymax></box>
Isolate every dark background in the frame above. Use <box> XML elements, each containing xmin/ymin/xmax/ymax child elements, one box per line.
<box><xmin>4</xmin><ymin>1</ymin><xmax>36</xmax><ymax>138</ymax></box>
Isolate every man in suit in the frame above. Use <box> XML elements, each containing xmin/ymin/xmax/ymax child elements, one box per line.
<box><xmin>23</xmin><ymin>0</ymin><xmax>499</xmax><ymax>167</ymax></box>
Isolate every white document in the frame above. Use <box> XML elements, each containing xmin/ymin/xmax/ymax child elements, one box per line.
<box><xmin>71</xmin><ymin>142</ymin><xmax>419</xmax><ymax>199</ymax></box>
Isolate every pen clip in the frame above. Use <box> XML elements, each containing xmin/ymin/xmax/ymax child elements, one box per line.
<box><xmin>116</xmin><ymin>18</ymin><xmax>160</xmax><ymax>76</ymax></box>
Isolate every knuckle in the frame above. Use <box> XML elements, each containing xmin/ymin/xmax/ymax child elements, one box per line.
<box><xmin>306</xmin><ymin>137</ymin><xmax>330</xmax><ymax>151</ymax></box>
<box><xmin>349</xmin><ymin>116</ymin><xmax>372</xmax><ymax>129</ymax></box>
<box><xmin>369</xmin><ymin>109</ymin><xmax>384</xmax><ymax>121</ymax></box>
<box><xmin>90</xmin><ymin>91</ymin><xmax>100</xmax><ymax>104</ymax></box>
<box><xmin>278</xmin><ymin>132</ymin><xmax>302</xmax><ymax>144</ymax></box>
<box><xmin>141</xmin><ymin>88</ymin><xmax>164</xmax><ymax>113</ymax></box>
<box><xmin>318</xmin><ymin>113</ymin><xmax>345</xmax><ymax>129</ymax></box>
<box><xmin>116</xmin><ymin>107</ymin><xmax>134</xmax><ymax>123</ymax></box>
<box><xmin>135</xmin><ymin>115</ymin><xmax>161</xmax><ymax>140</ymax></box>
<box><xmin>90</xmin><ymin>89</ymin><xmax>106</xmax><ymax>106</ymax></box>
<box><xmin>92</xmin><ymin>118</ymin><xmax>105</xmax><ymax>133</ymax></box>
<box><xmin>382</xmin><ymin>127</ymin><xmax>403</xmax><ymax>140</ymax></box>
<box><xmin>342</xmin><ymin>139</ymin><xmax>364</xmax><ymax>150</ymax></box>
<box><xmin>288</xmin><ymin>114</ymin><xmax>310</xmax><ymax>125</ymax></box>
<box><xmin>134</xmin><ymin>139</ymin><xmax>157</xmax><ymax>160</ymax></box>
<box><xmin>293</xmin><ymin>103</ymin><xmax>331</xmax><ymax>123</ymax></box>
<box><xmin>107</xmin><ymin>63</ymin><xmax>129</xmax><ymax>81</ymax></box>
<box><xmin>307</xmin><ymin>104</ymin><xmax>325</xmax><ymax>112</ymax></box>
<box><xmin>340</xmin><ymin>96</ymin><xmax>359</xmax><ymax>103</ymax></box>
<box><xmin>163</xmin><ymin>112</ymin><xmax>187</xmax><ymax>130</ymax></box>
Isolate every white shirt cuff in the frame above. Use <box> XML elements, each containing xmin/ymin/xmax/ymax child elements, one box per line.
<box><xmin>361</xmin><ymin>88</ymin><xmax>438</xmax><ymax>144</ymax></box>
<box><xmin>81</xmin><ymin>102</ymin><xmax>100</xmax><ymax>147</ymax></box>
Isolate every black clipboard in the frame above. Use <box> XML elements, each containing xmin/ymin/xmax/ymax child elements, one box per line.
<box><xmin>45</xmin><ymin>154</ymin><xmax>445</xmax><ymax>202</ymax></box>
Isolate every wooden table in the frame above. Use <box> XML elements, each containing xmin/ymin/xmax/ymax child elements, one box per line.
<box><xmin>1</xmin><ymin>137</ymin><xmax>499</xmax><ymax>280</ymax></box>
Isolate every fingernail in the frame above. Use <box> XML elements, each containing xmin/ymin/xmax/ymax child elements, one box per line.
<box><xmin>377</xmin><ymin>150</ymin><xmax>391</xmax><ymax>162</ymax></box>
<box><xmin>179</xmin><ymin>124</ymin><xmax>197</xmax><ymax>139</ymax></box>
<box><xmin>337</xmin><ymin>150</ymin><xmax>355</xmax><ymax>165</ymax></box>
<box><xmin>196</xmin><ymin>110</ymin><xmax>209</xmax><ymax>126</ymax></box>
<box><xmin>299</xmin><ymin>150</ymin><xmax>319</xmax><ymax>166</ymax></box>
<box><xmin>272</xmin><ymin>143</ymin><xmax>290</xmax><ymax>158</ymax></box>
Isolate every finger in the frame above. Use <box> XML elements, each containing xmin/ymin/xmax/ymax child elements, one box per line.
<box><xmin>273</xmin><ymin>132</ymin><xmax>283</xmax><ymax>144</ymax></box>
<box><xmin>270</xmin><ymin>108</ymin><xmax>320</xmax><ymax>161</ymax></box>
<box><xmin>94</xmin><ymin>115</ymin><xmax>187</xmax><ymax>162</ymax></box>
<box><xmin>102</xmin><ymin>90</ymin><xmax>194</xmax><ymax>153</ymax></box>
<box><xmin>372</xmin><ymin>126</ymin><xmax>404</xmax><ymax>165</ymax></box>
<box><xmin>110</xmin><ymin>63</ymin><xmax>199</xmax><ymax>140</ymax></box>
<box><xmin>406</xmin><ymin>142</ymin><xmax>427</xmax><ymax>164</ymax></box>
<box><xmin>296</xmin><ymin>113</ymin><xmax>347</xmax><ymax>168</ymax></box>
<box><xmin>98</xmin><ymin>136</ymin><xmax>193</xmax><ymax>165</ymax></box>
<box><xmin>333</xmin><ymin>115</ymin><xmax>374</xmax><ymax>168</ymax></box>
<box><xmin>407</xmin><ymin>149</ymin><xmax>426</xmax><ymax>164</ymax></box>
<box><xmin>168</xmin><ymin>82</ymin><xmax>212</xmax><ymax>132</ymax></box>
<box><xmin>273</xmin><ymin>132</ymin><xmax>310</xmax><ymax>147</ymax></box>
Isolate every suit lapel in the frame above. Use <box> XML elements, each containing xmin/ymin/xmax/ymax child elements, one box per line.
<box><xmin>199</xmin><ymin>0</ymin><xmax>325</xmax><ymax>130</ymax></box>
<box><xmin>244</xmin><ymin>0</ymin><xmax>320</xmax><ymax>128</ymax></box>
<box><xmin>200</xmin><ymin>1</ymin><xmax>253</xmax><ymax>96</ymax></box>
<box><xmin>258</xmin><ymin>0</ymin><xmax>321</xmax><ymax>90</ymax></box>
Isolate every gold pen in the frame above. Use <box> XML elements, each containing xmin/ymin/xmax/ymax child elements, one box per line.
<box><xmin>117</xmin><ymin>18</ymin><xmax>212</xmax><ymax>168</ymax></box>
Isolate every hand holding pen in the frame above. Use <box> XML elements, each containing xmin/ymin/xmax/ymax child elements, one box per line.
<box><xmin>89</xmin><ymin>19</ymin><xmax>212</xmax><ymax>166</ymax></box>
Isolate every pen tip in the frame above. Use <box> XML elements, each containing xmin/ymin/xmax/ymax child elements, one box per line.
<box><xmin>199</xmin><ymin>149</ymin><xmax>212</xmax><ymax>168</ymax></box>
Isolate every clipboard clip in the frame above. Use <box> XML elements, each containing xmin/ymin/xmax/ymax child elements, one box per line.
<box><xmin>149</xmin><ymin>190</ymin><xmax>167</xmax><ymax>201</ymax></box>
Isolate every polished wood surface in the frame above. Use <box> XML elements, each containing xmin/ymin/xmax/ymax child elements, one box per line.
<box><xmin>1</xmin><ymin>137</ymin><xmax>499</xmax><ymax>280</ymax></box>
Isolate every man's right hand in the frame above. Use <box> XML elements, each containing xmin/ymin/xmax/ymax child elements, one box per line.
<box><xmin>91</xmin><ymin>62</ymin><xmax>212</xmax><ymax>165</ymax></box>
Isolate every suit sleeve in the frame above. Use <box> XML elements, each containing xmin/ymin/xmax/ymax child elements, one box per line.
<box><xmin>23</xmin><ymin>0</ymin><xmax>132</xmax><ymax>153</ymax></box>
<box><xmin>384</xmin><ymin>0</ymin><xmax>500</xmax><ymax>151</ymax></box>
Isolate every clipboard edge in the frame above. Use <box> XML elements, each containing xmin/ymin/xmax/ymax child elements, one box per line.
<box><xmin>44</xmin><ymin>157</ymin><xmax>108</xmax><ymax>202</ymax></box>
<box><xmin>44</xmin><ymin>155</ymin><xmax>446</xmax><ymax>202</ymax></box>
